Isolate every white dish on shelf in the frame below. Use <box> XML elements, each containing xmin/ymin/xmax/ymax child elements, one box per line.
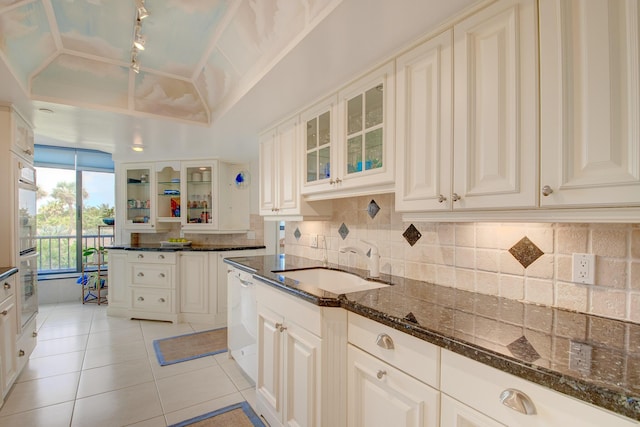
<box><xmin>160</xmin><ymin>241</ymin><xmax>192</xmax><ymax>247</ymax></box>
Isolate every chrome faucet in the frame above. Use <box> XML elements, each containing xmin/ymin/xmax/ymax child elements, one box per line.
<box><xmin>339</xmin><ymin>240</ymin><xmax>380</xmax><ymax>278</ymax></box>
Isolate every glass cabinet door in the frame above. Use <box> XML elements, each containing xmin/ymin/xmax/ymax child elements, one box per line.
<box><xmin>156</xmin><ymin>165</ymin><xmax>181</xmax><ymax>222</ymax></box>
<box><xmin>346</xmin><ymin>83</ymin><xmax>384</xmax><ymax>175</ymax></box>
<box><xmin>125</xmin><ymin>166</ymin><xmax>152</xmax><ymax>226</ymax></box>
<box><xmin>182</xmin><ymin>162</ymin><xmax>215</xmax><ymax>229</ymax></box>
<box><xmin>305</xmin><ymin>110</ymin><xmax>332</xmax><ymax>184</ymax></box>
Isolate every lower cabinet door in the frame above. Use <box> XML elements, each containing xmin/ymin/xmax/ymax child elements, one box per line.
<box><xmin>440</xmin><ymin>395</ymin><xmax>506</xmax><ymax>427</ymax></box>
<box><xmin>348</xmin><ymin>344</ymin><xmax>440</xmax><ymax>427</ymax></box>
<box><xmin>257</xmin><ymin>306</ymin><xmax>284</xmax><ymax>426</ymax></box>
<box><xmin>0</xmin><ymin>297</ymin><xmax>18</xmax><ymax>398</ymax></box>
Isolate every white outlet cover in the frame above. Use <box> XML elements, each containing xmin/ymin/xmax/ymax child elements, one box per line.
<box><xmin>310</xmin><ymin>234</ymin><xmax>318</xmax><ymax>248</ymax></box>
<box><xmin>572</xmin><ymin>253</ymin><xmax>595</xmax><ymax>285</ymax></box>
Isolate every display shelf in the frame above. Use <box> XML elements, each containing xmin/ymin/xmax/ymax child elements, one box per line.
<box><xmin>81</xmin><ymin>224</ymin><xmax>112</xmax><ymax>305</ymax></box>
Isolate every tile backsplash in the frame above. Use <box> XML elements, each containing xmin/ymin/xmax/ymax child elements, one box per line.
<box><xmin>284</xmin><ymin>194</ymin><xmax>640</xmax><ymax>324</ymax></box>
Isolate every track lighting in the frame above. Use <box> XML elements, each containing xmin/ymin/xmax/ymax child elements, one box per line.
<box><xmin>130</xmin><ymin>0</ymin><xmax>149</xmax><ymax>73</ymax></box>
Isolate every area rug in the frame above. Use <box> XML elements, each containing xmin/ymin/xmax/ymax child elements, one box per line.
<box><xmin>153</xmin><ymin>328</ymin><xmax>227</xmax><ymax>366</ymax></box>
<box><xmin>169</xmin><ymin>401</ymin><xmax>265</xmax><ymax>427</ymax></box>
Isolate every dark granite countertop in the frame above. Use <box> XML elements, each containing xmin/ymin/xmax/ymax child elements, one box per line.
<box><xmin>224</xmin><ymin>254</ymin><xmax>640</xmax><ymax>422</ymax></box>
<box><xmin>0</xmin><ymin>267</ymin><xmax>18</xmax><ymax>281</ymax></box>
<box><xmin>106</xmin><ymin>244</ymin><xmax>266</xmax><ymax>252</ymax></box>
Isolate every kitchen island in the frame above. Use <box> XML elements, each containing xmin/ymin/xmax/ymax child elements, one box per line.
<box><xmin>225</xmin><ymin>254</ymin><xmax>640</xmax><ymax>424</ymax></box>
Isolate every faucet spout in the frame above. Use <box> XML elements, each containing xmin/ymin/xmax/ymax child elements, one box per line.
<box><xmin>339</xmin><ymin>241</ymin><xmax>380</xmax><ymax>278</ymax></box>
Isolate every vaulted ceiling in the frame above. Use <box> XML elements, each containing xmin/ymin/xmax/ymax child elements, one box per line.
<box><xmin>0</xmin><ymin>0</ymin><xmax>476</xmax><ymax>162</ymax></box>
<box><xmin>0</xmin><ymin>0</ymin><xmax>340</xmax><ymax>124</ymax></box>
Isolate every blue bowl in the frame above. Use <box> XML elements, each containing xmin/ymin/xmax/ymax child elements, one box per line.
<box><xmin>102</xmin><ymin>218</ymin><xmax>115</xmax><ymax>225</ymax></box>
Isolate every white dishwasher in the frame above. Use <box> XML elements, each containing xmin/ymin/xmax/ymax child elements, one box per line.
<box><xmin>227</xmin><ymin>266</ymin><xmax>258</xmax><ymax>382</ymax></box>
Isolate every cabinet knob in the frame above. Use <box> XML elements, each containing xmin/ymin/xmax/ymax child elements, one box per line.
<box><xmin>541</xmin><ymin>185</ymin><xmax>554</xmax><ymax>197</ymax></box>
<box><xmin>159</xmin><ymin>298</ymin><xmax>166</xmax><ymax>303</ymax></box>
<box><xmin>18</xmin><ymin>349</ymin><xmax>25</xmax><ymax>357</ymax></box>
<box><xmin>376</xmin><ymin>370</ymin><xmax>387</xmax><ymax>379</ymax></box>
<box><xmin>137</xmin><ymin>272</ymin><xmax>144</xmax><ymax>277</ymax></box>
<box><xmin>451</xmin><ymin>193</ymin><xmax>462</xmax><ymax>202</ymax></box>
<box><xmin>438</xmin><ymin>194</ymin><xmax>447</xmax><ymax>203</ymax></box>
<box><xmin>24</xmin><ymin>148</ymin><xmax>33</xmax><ymax>155</ymax></box>
<box><xmin>329</xmin><ymin>179</ymin><xmax>335</xmax><ymax>185</ymax></box>
<box><xmin>4</xmin><ymin>283</ymin><xmax>10</xmax><ymax>290</ymax></box>
<box><xmin>159</xmin><ymin>254</ymin><xmax>165</xmax><ymax>259</ymax></box>
<box><xmin>138</xmin><ymin>254</ymin><xmax>144</xmax><ymax>259</ymax></box>
<box><xmin>138</xmin><ymin>296</ymin><xmax>144</xmax><ymax>301</ymax></box>
<box><xmin>499</xmin><ymin>389</ymin><xmax>536</xmax><ymax>415</ymax></box>
<box><xmin>376</xmin><ymin>333</ymin><xmax>395</xmax><ymax>350</ymax></box>
<box><xmin>275</xmin><ymin>322</ymin><xmax>287</xmax><ymax>332</ymax></box>
<box><xmin>159</xmin><ymin>273</ymin><xmax>165</xmax><ymax>278</ymax></box>
<box><xmin>335</xmin><ymin>177</ymin><xmax>342</xmax><ymax>184</ymax></box>
<box><xmin>1</xmin><ymin>310</ymin><xmax>7</xmax><ymax>316</ymax></box>
<box><xmin>32</xmin><ymin>331</ymin><xmax>38</xmax><ymax>337</ymax></box>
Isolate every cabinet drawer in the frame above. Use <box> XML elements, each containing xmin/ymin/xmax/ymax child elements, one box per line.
<box><xmin>131</xmin><ymin>288</ymin><xmax>173</xmax><ymax>313</ymax></box>
<box><xmin>130</xmin><ymin>264</ymin><xmax>174</xmax><ymax>288</ymax></box>
<box><xmin>348</xmin><ymin>312</ymin><xmax>440</xmax><ymax>388</ymax></box>
<box><xmin>0</xmin><ymin>275</ymin><xmax>15</xmax><ymax>304</ymax></box>
<box><xmin>127</xmin><ymin>251</ymin><xmax>176</xmax><ymax>264</ymax></box>
<box><xmin>441</xmin><ymin>349</ymin><xmax>637</xmax><ymax>427</ymax></box>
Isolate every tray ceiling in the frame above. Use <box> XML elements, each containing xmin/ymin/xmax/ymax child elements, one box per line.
<box><xmin>0</xmin><ymin>0</ymin><xmax>341</xmax><ymax>124</ymax></box>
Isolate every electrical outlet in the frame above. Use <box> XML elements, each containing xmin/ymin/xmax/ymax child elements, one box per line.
<box><xmin>310</xmin><ymin>234</ymin><xmax>318</xmax><ymax>248</ymax></box>
<box><xmin>569</xmin><ymin>341</ymin><xmax>592</xmax><ymax>374</ymax></box>
<box><xmin>572</xmin><ymin>253</ymin><xmax>595</xmax><ymax>285</ymax></box>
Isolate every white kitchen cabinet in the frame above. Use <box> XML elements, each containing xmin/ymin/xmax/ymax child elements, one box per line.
<box><xmin>348</xmin><ymin>345</ymin><xmax>440</xmax><ymax>427</ymax></box>
<box><xmin>441</xmin><ymin>349</ymin><xmax>638</xmax><ymax>427</ymax></box>
<box><xmin>347</xmin><ymin>312</ymin><xmax>440</xmax><ymax>427</ymax></box>
<box><xmin>440</xmin><ymin>394</ymin><xmax>506</xmax><ymax>427</ymax></box>
<box><xmin>259</xmin><ymin>117</ymin><xmax>331</xmax><ymax>219</ymax></box>
<box><xmin>330</xmin><ymin>61</ymin><xmax>395</xmax><ymax>198</ymax></box>
<box><xmin>155</xmin><ymin>162</ymin><xmax>181</xmax><ymax>224</ymax></box>
<box><xmin>126</xmin><ymin>251</ymin><xmax>177</xmax><ymax>323</ymax></box>
<box><xmin>451</xmin><ymin>0</ymin><xmax>538</xmax><ymax>210</ymax></box>
<box><xmin>0</xmin><ymin>290</ymin><xmax>18</xmax><ymax>401</ymax></box>
<box><xmin>179</xmin><ymin>252</ymin><xmax>209</xmax><ymax>315</ymax></box>
<box><xmin>395</xmin><ymin>30</ymin><xmax>453</xmax><ymax>212</ymax></box>
<box><xmin>539</xmin><ymin>0</ymin><xmax>640</xmax><ymax>207</ymax></box>
<box><xmin>300</xmin><ymin>95</ymin><xmax>338</xmax><ymax>195</ymax></box>
<box><xmin>256</xmin><ymin>281</ymin><xmax>347</xmax><ymax>427</ymax></box>
<box><xmin>106</xmin><ymin>250</ymin><xmax>128</xmax><ymax>312</ymax></box>
<box><xmin>181</xmin><ymin>160</ymin><xmax>219</xmax><ymax>232</ymax></box>
<box><xmin>0</xmin><ymin>106</ymin><xmax>34</xmax><ymax>162</ymax></box>
<box><xmin>120</xmin><ymin>163</ymin><xmax>158</xmax><ymax>232</ymax></box>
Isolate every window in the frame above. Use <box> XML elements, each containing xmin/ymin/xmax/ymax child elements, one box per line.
<box><xmin>34</xmin><ymin>145</ymin><xmax>115</xmax><ymax>275</ymax></box>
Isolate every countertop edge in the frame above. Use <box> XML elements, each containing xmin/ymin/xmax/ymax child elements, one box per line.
<box><xmin>106</xmin><ymin>245</ymin><xmax>266</xmax><ymax>252</ymax></box>
<box><xmin>0</xmin><ymin>267</ymin><xmax>18</xmax><ymax>281</ymax></box>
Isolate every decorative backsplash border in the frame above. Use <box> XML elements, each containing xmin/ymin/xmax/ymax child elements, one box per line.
<box><xmin>284</xmin><ymin>194</ymin><xmax>640</xmax><ymax>324</ymax></box>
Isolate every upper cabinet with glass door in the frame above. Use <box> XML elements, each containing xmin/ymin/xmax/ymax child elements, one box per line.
<box><xmin>122</xmin><ymin>163</ymin><xmax>156</xmax><ymax>231</ymax></box>
<box><xmin>155</xmin><ymin>162</ymin><xmax>181</xmax><ymax>224</ymax></box>
<box><xmin>302</xmin><ymin>62</ymin><xmax>395</xmax><ymax>199</ymax></box>
<box><xmin>301</xmin><ymin>95</ymin><xmax>337</xmax><ymax>195</ymax></box>
<box><xmin>181</xmin><ymin>160</ymin><xmax>217</xmax><ymax>231</ymax></box>
<box><xmin>334</xmin><ymin>61</ymin><xmax>395</xmax><ymax>197</ymax></box>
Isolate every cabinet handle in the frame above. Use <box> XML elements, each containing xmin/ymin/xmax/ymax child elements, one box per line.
<box><xmin>137</xmin><ymin>272</ymin><xmax>144</xmax><ymax>277</ymax></box>
<box><xmin>499</xmin><ymin>389</ymin><xmax>536</xmax><ymax>415</ymax></box>
<box><xmin>18</xmin><ymin>349</ymin><xmax>25</xmax><ymax>357</ymax></box>
<box><xmin>159</xmin><ymin>254</ymin><xmax>165</xmax><ymax>259</ymax></box>
<box><xmin>438</xmin><ymin>194</ymin><xmax>447</xmax><ymax>203</ymax></box>
<box><xmin>138</xmin><ymin>296</ymin><xmax>144</xmax><ymax>301</ymax></box>
<box><xmin>335</xmin><ymin>177</ymin><xmax>342</xmax><ymax>184</ymax></box>
<box><xmin>4</xmin><ymin>283</ymin><xmax>10</xmax><ymax>290</ymax></box>
<box><xmin>138</xmin><ymin>254</ymin><xmax>144</xmax><ymax>259</ymax></box>
<box><xmin>541</xmin><ymin>185</ymin><xmax>554</xmax><ymax>197</ymax></box>
<box><xmin>329</xmin><ymin>179</ymin><xmax>335</xmax><ymax>185</ymax></box>
<box><xmin>159</xmin><ymin>273</ymin><xmax>165</xmax><ymax>278</ymax></box>
<box><xmin>159</xmin><ymin>298</ymin><xmax>166</xmax><ymax>303</ymax></box>
<box><xmin>275</xmin><ymin>322</ymin><xmax>287</xmax><ymax>332</ymax></box>
<box><xmin>451</xmin><ymin>193</ymin><xmax>462</xmax><ymax>202</ymax></box>
<box><xmin>1</xmin><ymin>310</ymin><xmax>7</xmax><ymax>316</ymax></box>
<box><xmin>376</xmin><ymin>333</ymin><xmax>395</xmax><ymax>350</ymax></box>
<box><xmin>376</xmin><ymin>370</ymin><xmax>387</xmax><ymax>379</ymax></box>
<box><xmin>24</xmin><ymin>148</ymin><xmax>33</xmax><ymax>155</ymax></box>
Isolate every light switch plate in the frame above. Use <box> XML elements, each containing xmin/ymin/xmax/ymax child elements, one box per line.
<box><xmin>310</xmin><ymin>234</ymin><xmax>318</xmax><ymax>248</ymax></box>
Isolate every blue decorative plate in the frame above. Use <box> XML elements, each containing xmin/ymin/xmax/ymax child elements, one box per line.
<box><xmin>235</xmin><ymin>170</ymin><xmax>250</xmax><ymax>189</ymax></box>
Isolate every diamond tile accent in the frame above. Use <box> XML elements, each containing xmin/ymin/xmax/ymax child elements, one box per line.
<box><xmin>367</xmin><ymin>199</ymin><xmax>380</xmax><ymax>219</ymax></box>
<box><xmin>509</xmin><ymin>236</ymin><xmax>544</xmax><ymax>268</ymax></box>
<box><xmin>403</xmin><ymin>312</ymin><xmax>419</xmax><ymax>324</ymax></box>
<box><xmin>294</xmin><ymin>227</ymin><xmax>301</xmax><ymax>241</ymax></box>
<box><xmin>338</xmin><ymin>223</ymin><xmax>350</xmax><ymax>240</ymax></box>
<box><xmin>507</xmin><ymin>335</ymin><xmax>540</xmax><ymax>363</ymax></box>
<box><xmin>403</xmin><ymin>224</ymin><xmax>422</xmax><ymax>247</ymax></box>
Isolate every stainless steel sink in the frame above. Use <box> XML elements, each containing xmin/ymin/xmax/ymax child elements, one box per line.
<box><xmin>275</xmin><ymin>268</ymin><xmax>389</xmax><ymax>294</ymax></box>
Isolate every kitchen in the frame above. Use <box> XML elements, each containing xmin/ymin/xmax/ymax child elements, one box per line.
<box><xmin>0</xmin><ymin>0</ymin><xmax>639</xmax><ymax>426</ymax></box>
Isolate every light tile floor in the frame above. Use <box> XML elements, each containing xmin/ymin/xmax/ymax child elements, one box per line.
<box><xmin>0</xmin><ymin>303</ymin><xmax>258</xmax><ymax>427</ymax></box>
